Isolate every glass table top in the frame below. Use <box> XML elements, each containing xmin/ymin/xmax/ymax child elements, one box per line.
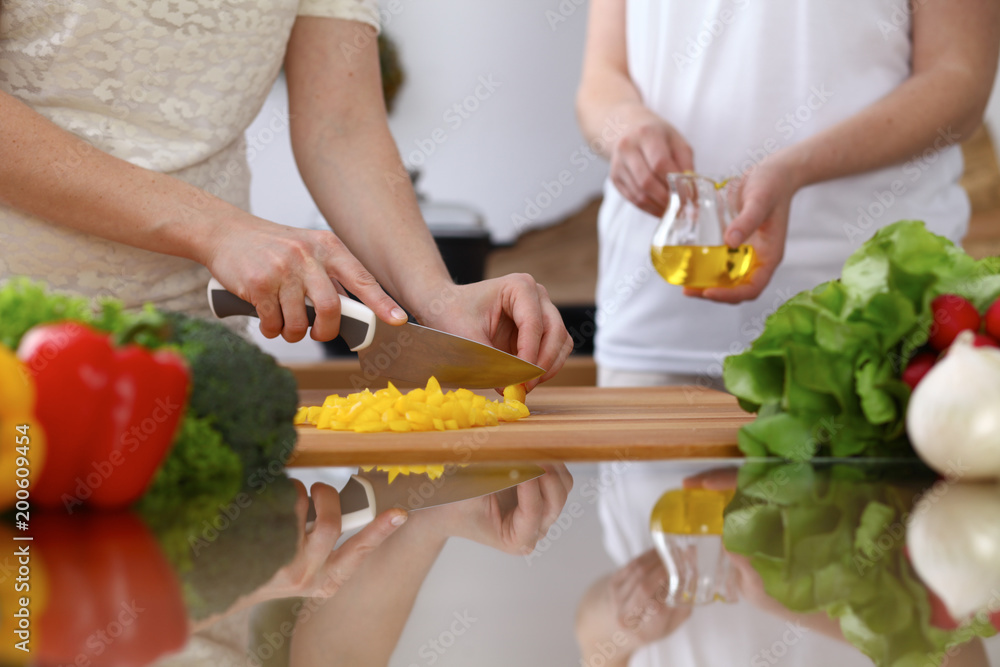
<box><xmin>4</xmin><ymin>458</ymin><xmax>999</xmax><ymax>667</ymax></box>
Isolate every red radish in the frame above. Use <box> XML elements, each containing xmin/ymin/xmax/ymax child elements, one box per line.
<box><xmin>928</xmin><ymin>295</ymin><xmax>981</xmax><ymax>351</ymax></box>
<box><xmin>902</xmin><ymin>352</ymin><xmax>938</xmax><ymax>390</ymax></box>
<box><xmin>927</xmin><ymin>588</ymin><xmax>961</xmax><ymax>630</ymax></box>
<box><xmin>985</xmin><ymin>298</ymin><xmax>1000</xmax><ymax>340</ymax></box>
<box><xmin>972</xmin><ymin>333</ymin><xmax>1000</xmax><ymax>348</ymax></box>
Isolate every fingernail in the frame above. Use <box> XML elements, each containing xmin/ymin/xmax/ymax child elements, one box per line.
<box><xmin>391</xmin><ymin>307</ymin><xmax>407</xmax><ymax>322</ymax></box>
<box><xmin>391</xmin><ymin>512</ymin><xmax>408</xmax><ymax>527</ymax></box>
<box><xmin>728</xmin><ymin>230</ymin><xmax>745</xmax><ymax>247</ymax></box>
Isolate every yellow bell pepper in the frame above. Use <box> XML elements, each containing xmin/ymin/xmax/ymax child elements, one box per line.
<box><xmin>0</xmin><ymin>346</ymin><xmax>46</xmax><ymax>512</ymax></box>
<box><xmin>294</xmin><ymin>377</ymin><xmax>531</xmax><ymax>434</ymax></box>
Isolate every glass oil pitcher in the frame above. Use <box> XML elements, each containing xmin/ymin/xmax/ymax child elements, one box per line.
<box><xmin>650</xmin><ymin>173</ymin><xmax>756</xmax><ymax>289</ymax></box>
<box><xmin>649</xmin><ymin>486</ymin><xmax>739</xmax><ymax>606</ymax></box>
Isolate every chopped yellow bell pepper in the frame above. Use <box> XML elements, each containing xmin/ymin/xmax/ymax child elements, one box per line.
<box><xmin>361</xmin><ymin>464</ymin><xmax>448</xmax><ymax>483</ymax></box>
<box><xmin>296</xmin><ymin>376</ymin><xmax>530</xmax><ymax>434</ymax></box>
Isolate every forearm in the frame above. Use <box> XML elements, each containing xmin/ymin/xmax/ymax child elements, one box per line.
<box><xmin>576</xmin><ymin>0</ymin><xmax>645</xmax><ymax>160</ymax></box>
<box><xmin>779</xmin><ymin>0</ymin><xmax>999</xmax><ymax>191</ymax></box>
<box><xmin>285</xmin><ymin>17</ymin><xmax>453</xmax><ymax>321</ymax></box>
<box><xmin>0</xmin><ymin>91</ymin><xmax>234</xmax><ymax>266</ymax></box>
<box><xmin>779</xmin><ymin>68</ymin><xmax>993</xmax><ymax>191</ymax></box>
<box><xmin>576</xmin><ymin>64</ymin><xmax>645</xmax><ymax>160</ymax></box>
<box><xmin>576</xmin><ymin>574</ymin><xmax>633</xmax><ymax>667</ymax></box>
<box><xmin>289</xmin><ymin>520</ymin><xmax>447</xmax><ymax>666</ymax></box>
<box><xmin>293</xmin><ymin>117</ymin><xmax>451</xmax><ymax>318</ymax></box>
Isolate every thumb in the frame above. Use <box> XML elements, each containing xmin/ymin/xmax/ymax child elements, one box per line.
<box><xmin>724</xmin><ymin>194</ymin><xmax>769</xmax><ymax>248</ymax></box>
<box><xmin>335</xmin><ymin>258</ymin><xmax>408</xmax><ymax>325</ymax></box>
<box><xmin>325</xmin><ymin>509</ymin><xmax>409</xmax><ymax>584</ymax></box>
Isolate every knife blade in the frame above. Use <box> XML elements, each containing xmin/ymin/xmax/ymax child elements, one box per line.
<box><xmin>313</xmin><ymin>463</ymin><xmax>547</xmax><ymax>531</ymax></box>
<box><xmin>206</xmin><ymin>278</ymin><xmax>545</xmax><ymax>388</ymax></box>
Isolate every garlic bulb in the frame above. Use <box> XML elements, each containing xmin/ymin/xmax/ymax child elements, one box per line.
<box><xmin>907</xmin><ymin>332</ymin><xmax>1000</xmax><ymax>480</ymax></box>
<box><xmin>907</xmin><ymin>482</ymin><xmax>1000</xmax><ymax>621</ymax></box>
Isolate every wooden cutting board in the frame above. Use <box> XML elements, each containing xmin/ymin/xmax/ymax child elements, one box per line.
<box><xmin>289</xmin><ymin>386</ymin><xmax>752</xmax><ymax>466</ymax></box>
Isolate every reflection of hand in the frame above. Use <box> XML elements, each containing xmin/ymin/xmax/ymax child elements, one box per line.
<box><xmin>410</xmin><ymin>464</ymin><xmax>574</xmax><ymax>555</ymax></box>
<box><xmin>205</xmin><ymin>217</ymin><xmax>407</xmax><ymax>343</ymax></box>
<box><xmin>259</xmin><ymin>481</ymin><xmax>407</xmax><ymax>599</ymax></box>
<box><xmin>576</xmin><ymin>549</ymin><xmax>693</xmax><ymax>666</ymax></box>
<box><xmin>685</xmin><ymin>156</ymin><xmax>800</xmax><ymax>304</ymax></box>
<box><xmin>418</xmin><ymin>279</ymin><xmax>573</xmax><ymax>391</ymax></box>
<box><xmin>611</xmin><ymin>549</ymin><xmax>693</xmax><ymax>644</ymax></box>
<box><xmin>682</xmin><ymin>467</ymin><xmax>739</xmax><ymax>491</ymax></box>
<box><xmin>608</xmin><ymin>104</ymin><xmax>695</xmax><ymax>217</ymax></box>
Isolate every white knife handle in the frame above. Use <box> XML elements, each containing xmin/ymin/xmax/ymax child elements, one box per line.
<box><xmin>340</xmin><ymin>475</ymin><xmax>378</xmax><ymax>531</ymax></box>
<box><xmin>337</xmin><ymin>297</ymin><xmax>377</xmax><ymax>352</ymax></box>
<box><xmin>206</xmin><ymin>277</ymin><xmax>377</xmax><ymax>351</ymax></box>
<box><xmin>303</xmin><ymin>474</ymin><xmax>377</xmax><ymax>534</ymax></box>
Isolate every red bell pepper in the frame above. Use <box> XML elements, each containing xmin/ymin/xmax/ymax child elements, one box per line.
<box><xmin>31</xmin><ymin>511</ymin><xmax>189</xmax><ymax>666</ymax></box>
<box><xmin>18</xmin><ymin>322</ymin><xmax>189</xmax><ymax>510</ymax></box>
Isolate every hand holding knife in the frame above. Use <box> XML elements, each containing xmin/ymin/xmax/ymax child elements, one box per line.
<box><xmin>207</xmin><ymin>277</ymin><xmax>544</xmax><ymax>389</ymax></box>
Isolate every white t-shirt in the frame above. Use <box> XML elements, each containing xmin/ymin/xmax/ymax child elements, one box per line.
<box><xmin>0</xmin><ymin>0</ymin><xmax>379</xmax><ymax>317</ymax></box>
<box><xmin>595</xmin><ymin>0</ymin><xmax>969</xmax><ymax>376</ymax></box>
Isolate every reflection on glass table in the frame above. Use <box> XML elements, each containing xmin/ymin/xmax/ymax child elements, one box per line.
<box><xmin>577</xmin><ymin>460</ymin><xmax>1000</xmax><ymax>667</ymax></box>
<box><xmin>7</xmin><ymin>459</ymin><xmax>1000</xmax><ymax>667</ymax></box>
<box><xmin>1</xmin><ymin>463</ymin><xmax>573</xmax><ymax>667</ymax></box>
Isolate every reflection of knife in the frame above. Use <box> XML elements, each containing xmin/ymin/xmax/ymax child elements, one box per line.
<box><xmin>207</xmin><ymin>278</ymin><xmax>544</xmax><ymax>389</ymax></box>
<box><xmin>310</xmin><ymin>463</ymin><xmax>546</xmax><ymax>530</ymax></box>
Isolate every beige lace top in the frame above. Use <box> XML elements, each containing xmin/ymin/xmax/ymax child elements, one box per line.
<box><xmin>0</xmin><ymin>0</ymin><xmax>378</xmax><ymax>317</ymax></box>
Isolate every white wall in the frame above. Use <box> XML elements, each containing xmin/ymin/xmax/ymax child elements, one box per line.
<box><xmin>380</xmin><ymin>0</ymin><xmax>607</xmax><ymax>243</ymax></box>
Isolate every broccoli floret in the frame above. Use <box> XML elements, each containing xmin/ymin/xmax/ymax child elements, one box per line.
<box><xmin>138</xmin><ymin>472</ymin><xmax>299</xmax><ymax>620</ymax></box>
<box><xmin>135</xmin><ymin>414</ymin><xmax>244</xmax><ymax>567</ymax></box>
<box><xmin>162</xmin><ymin>312</ymin><xmax>299</xmax><ymax>479</ymax></box>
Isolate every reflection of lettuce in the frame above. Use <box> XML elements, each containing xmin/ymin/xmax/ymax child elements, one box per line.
<box><xmin>139</xmin><ymin>475</ymin><xmax>299</xmax><ymax>621</ymax></box>
<box><xmin>723</xmin><ymin>463</ymin><xmax>995</xmax><ymax>667</ymax></box>
<box><xmin>723</xmin><ymin>222</ymin><xmax>1000</xmax><ymax>459</ymax></box>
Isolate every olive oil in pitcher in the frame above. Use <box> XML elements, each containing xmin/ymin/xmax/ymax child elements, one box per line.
<box><xmin>651</xmin><ymin>244</ymin><xmax>755</xmax><ymax>289</ymax></box>
<box><xmin>651</xmin><ymin>173</ymin><xmax>756</xmax><ymax>289</ymax></box>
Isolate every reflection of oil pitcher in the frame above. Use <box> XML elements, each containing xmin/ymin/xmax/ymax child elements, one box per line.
<box><xmin>650</xmin><ymin>173</ymin><xmax>756</xmax><ymax>288</ymax></box>
<box><xmin>649</xmin><ymin>487</ymin><xmax>739</xmax><ymax>605</ymax></box>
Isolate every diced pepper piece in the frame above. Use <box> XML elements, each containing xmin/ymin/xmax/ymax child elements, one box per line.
<box><xmin>503</xmin><ymin>383</ymin><xmax>527</xmax><ymax>404</ymax></box>
<box><xmin>294</xmin><ymin>406</ymin><xmax>309</xmax><ymax>425</ymax></box>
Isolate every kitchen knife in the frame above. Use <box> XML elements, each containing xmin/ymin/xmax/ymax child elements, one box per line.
<box><xmin>312</xmin><ymin>463</ymin><xmax>547</xmax><ymax>530</ymax></box>
<box><xmin>207</xmin><ymin>277</ymin><xmax>545</xmax><ymax>388</ymax></box>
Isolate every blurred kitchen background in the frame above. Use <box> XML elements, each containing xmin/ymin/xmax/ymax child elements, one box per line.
<box><xmin>245</xmin><ymin>2</ymin><xmax>1000</xmax><ymax>664</ymax></box>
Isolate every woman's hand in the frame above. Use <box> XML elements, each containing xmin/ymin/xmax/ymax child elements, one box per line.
<box><xmin>204</xmin><ymin>218</ymin><xmax>408</xmax><ymax>344</ymax></box>
<box><xmin>609</xmin><ymin>549</ymin><xmax>693</xmax><ymax>645</ymax></box>
<box><xmin>408</xmin><ymin>464</ymin><xmax>574</xmax><ymax>555</ymax></box>
<box><xmin>258</xmin><ymin>480</ymin><xmax>407</xmax><ymax>600</ymax></box>
<box><xmin>608</xmin><ymin>104</ymin><xmax>695</xmax><ymax>218</ymax></box>
<box><xmin>684</xmin><ymin>155</ymin><xmax>802</xmax><ymax>304</ymax></box>
<box><xmin>417</xmin><ymin>276</ymin><xmax>574</xmax><ymax>391</ymax></box>
<box><xmin>576</xmin><ymin>549</ymin><xmax>693</xmax><ymax>666</ymax></box>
